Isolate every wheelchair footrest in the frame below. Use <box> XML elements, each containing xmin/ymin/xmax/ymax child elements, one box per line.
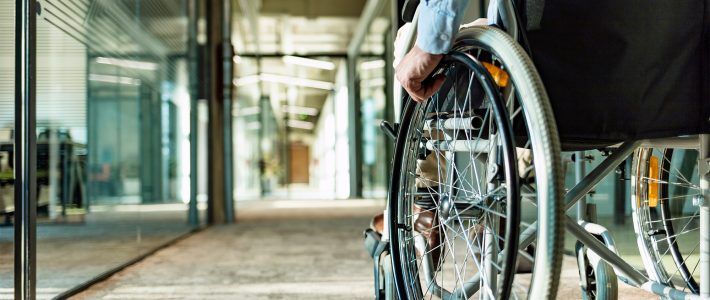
<box><xmin>364</xmin><ymin>229</ymin><xmax>390</xmax><ymax>300</ymax></box>
<box><xmin>363</xmin><ymin>228</ymin><xmax>388</xmax><ymax>259</ymax></box>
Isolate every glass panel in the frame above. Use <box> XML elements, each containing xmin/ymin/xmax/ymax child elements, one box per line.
<box><xmin>0</xmin><ymin>0</ymin><xmax>13</xmax><ymax>297</ymax></box>
<box><xmin>359</xmin><ymin>57</ymin><xmax>388</xmax><ymax>199</ymax></box>
<box><xmin>233</xmin><ymin>57</ymin><xmax>262</xmax><ymax>200</ymax></box>
<box><xmin>310</xmin><ymin>60</ymin><xmax>349</xmax><ymax>199</ymax></box>
<box><xmin>358</xmin><ymin>3</ymin><xmax>392</xmax><ymax>199</ymax></box>
<box><xmin>34</xmin><ymin>0</ymin><xmax>195</xmax><ymax>296</ymax></box>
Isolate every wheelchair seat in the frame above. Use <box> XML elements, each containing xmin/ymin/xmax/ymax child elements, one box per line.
<box><xmin>524</xmin><ymin>0</ymin><xmax>710</xmax><ymax>148</ymax></box>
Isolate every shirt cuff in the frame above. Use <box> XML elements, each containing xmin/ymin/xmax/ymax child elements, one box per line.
<box><xmin>416</xmin><ymin>2</ymin><xmax>458</xmax><ymax>54</ymax></box>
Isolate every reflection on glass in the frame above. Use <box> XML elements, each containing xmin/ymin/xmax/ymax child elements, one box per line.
<box><xmin>0</xmin><ymin>0</ymin><xmax>13</xmax><ymax>297</ymax></box>
<box><xmin>359</xmin><ymin>58</ymin><xmax>388</xmax><ymax>199</ymax></box>
<box><xmin>358</xmin><ymin>5</ymin><xmax>392</xmax><ymax>199</ymax></box>
<box><xmin>233</xmin><ymin>57</ymin><xmax>262</xmax><ymax>200</ymax></box>
<box><xmin>6</xmin><ymin>0</ymin><xmax>199</xmax><ymax>297</ymax></box>
<box><xmin>232</xmin><ymin>56</ymin><xmax>266</xmax><ymax>200</ymax></box>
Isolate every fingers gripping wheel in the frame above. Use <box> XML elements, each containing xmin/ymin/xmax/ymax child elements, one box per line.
<box><xmin>388</xmin><ymin>27</ymin><xmax>564</xmax><ymax>299</ymax></box>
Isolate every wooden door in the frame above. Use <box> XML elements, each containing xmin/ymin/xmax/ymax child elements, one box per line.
<box><xmin>288</xmin><ymin>144</ymin><xmax>309</xmax><ymax>184</ymax></box>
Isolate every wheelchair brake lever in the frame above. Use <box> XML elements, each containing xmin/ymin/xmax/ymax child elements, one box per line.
<box><xmin>380</xmin><ymin>121</ymin><xmax>398</xmax><ymax>141</ymax></box>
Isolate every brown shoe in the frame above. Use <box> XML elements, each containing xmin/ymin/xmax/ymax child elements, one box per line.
<box><xmin>413</xmin><ymin>205</ymin><xmax>443</xmax><ymax>266</ymax></box>
<box><xmin>515</xmin><ymin>245</ymin><xmax>534</xmax><ymax>273</ymax></box>
<box><xmin>370</xmin><ymin>213</ymin><xmax>384</xmax><ymax>234</ymax></box>
<box><xmin>367</xmin><ymin>210</ymin><xmax>444</xmax><ymax>267</ymax></box>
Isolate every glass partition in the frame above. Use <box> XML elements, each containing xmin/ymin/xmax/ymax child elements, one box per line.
<box><xmin>233</xmin><ymin>57</ymin><xmax>262</xmax><ymax>200</ymax></box>
<box><xmin>357</xmin><ymin>1</ymin><xmax>393</xmax><ymax>199</ymax></box>
<box><xmin>311</xmin><ymin>62</ymin><xmax>350</xmax><ymax>199</ymax></box>
<box><xmin>27</xmin><ymin>0</ymin><xmax>196</xmax><ymax>296</ymax></box>
<box><xmin>0</xmin><ymin>0</ymin><xmax>14</xmax><ymax>297</ymax></box>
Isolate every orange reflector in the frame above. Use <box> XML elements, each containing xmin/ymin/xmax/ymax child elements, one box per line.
<box><xmin>648</xmin><ymin>155</ymin><xmax>660</xmax><ymax>208</ymax></box>
<box><xmin>482</xmin><ymin>62</ymin><xmax>510</xmax><ymax>88</ymax></box>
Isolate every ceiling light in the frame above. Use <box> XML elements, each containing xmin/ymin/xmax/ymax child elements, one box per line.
<box><xmin>282</xmin><ymin>55</ymin><xmax>336</xmax><ymax>70</ymax></box>
<box><xmin>95</xmin><ymin>57</ymin><xmax>158</xmax><ymax>70</ymax></box>
<box><xmin>89</xmin><ymin>74</ymin><xmax>141</xmax><ymax>85</ymax></box>
<box><xmin>260</xmin><ymin>73</ymin><xmax>334</xmax><ymax>90</ymax></box>
<box><xmin>282</xmin><ymin>105</ymin><xmax>319</xmax><ymax>116</ymax></box>
<box><xmin>235</xmin><ymin>106</ymin><xmax>260</xmax><ymax>117</ymax></box>
<box><xmin>360</xmin><ymin>59</ymin><xmax>386</xmax><ymax>70</ymax></box>
<box><xmin>287</xmin><ymin>119</ymin><xmax>315</xmax><ymax>130</ymax></box>
<box><xmin>233</xmin><ymin>74</ymin><xmax>260</xmax><ymax>86</ymax></box>
<box><xmin>233</xmin><ymin>74</ymin><xmax>334</xmax><ymax>90</ymax></box>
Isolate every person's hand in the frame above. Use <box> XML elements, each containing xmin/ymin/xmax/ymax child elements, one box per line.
<box><xmin>393</xmin><ymin>18</ymin><xmax>489</xmax><ymax>103</ymax></box>
<box><xmin>395</xmin><ymin>45</ymin><xmax>445</xmax><ymax>102</ymax></box>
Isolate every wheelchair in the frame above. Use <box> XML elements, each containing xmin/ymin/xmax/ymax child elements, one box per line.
<box><xmin>365</xmin><ymin>0</ymin><xmax>710</xmax><ymax>299</ymax></box>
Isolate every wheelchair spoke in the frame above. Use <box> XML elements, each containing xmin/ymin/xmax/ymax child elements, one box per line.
<box><xmin>510</xmin><ymin>106</ymin><xmax>522</xmax><ymax>121</ymax></box>
<box><xmin>659</xmin><ymin>153</ymin><xmax>697</xmax><ymax>187</ymax></box>
<box><xmin>633</xmin><ymin>147</ymin><xmax>702</xmax><ymax>293</ymax></box>
<box><xmin>639</xmin><ymin>176</ymin><xmax>699</xmax><ymax>190</ymax></box>
<box><xmin>668</xmin><ymin>240</ymin><xmax>700</xmax><ymax>285</ymax></box>
<box><xmin>653</xmin><ymin>210</ymin><xmax>700</xmax><ymax>243</ymax></box>
<box><xmin>441</xmin><ymin>224</ymin><xmax>475</xmax><ymax>297</ymax></box>
<box><xmin>646</xmin><ymin>214</ymin><xmax>699</xmax><ymax>224</ymax></box>
<box><xmin>440</xmin><ymin>220</ymin><xmax>497</xmax><ymax>291</ymax></box>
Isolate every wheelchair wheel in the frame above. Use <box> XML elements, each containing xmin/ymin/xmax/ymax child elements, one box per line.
<box><xmin>632</xmin><ymin>147</ymin><xmax>701</xmax><ymax>294</ymax></box>
<box><xmin>388</xmin><ymin>26</ymin><xmax>564</xmax><ymax>299</ymax></box>
<box><xmin>576</xmin><ymin>241</ymin><xmax>618</xmax><ymax>300</ymax></box>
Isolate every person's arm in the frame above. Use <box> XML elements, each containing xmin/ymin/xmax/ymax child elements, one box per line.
<box><xmin>417</xmin><ymin>0</ymin><xmax>470</xmax><ymax>54</ymax></box>
<box><xmin>396</xmin><ymin>0</ymin><xmax>470</xmax><ymax>102</ymax></box>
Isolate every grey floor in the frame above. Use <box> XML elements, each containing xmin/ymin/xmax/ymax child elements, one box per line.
<box><xmin>0</xmin><ymin>206</ymin><xmax>194</xmax><ymax>299</ymax></box>
<box><xmin>71</xmin><ymin>200</ymin><xmax>655</xmax><ymax>300</ymax></box>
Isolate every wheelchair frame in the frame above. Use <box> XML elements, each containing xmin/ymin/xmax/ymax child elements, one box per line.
<box><xmin>378</xmin><ymin>1</ymin><xmax>710</xmax><ymax>299</ymax></box>
<box><xmin>563</xmin><ymin>137</ymin><xmax>709</xmax><ymax>300</ymax></box>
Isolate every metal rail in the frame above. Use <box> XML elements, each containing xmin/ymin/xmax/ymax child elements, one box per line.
<box><xmin>14</xmin><ymin>0</ymin><xmax>37</xmax><ymax>298</ymax></box>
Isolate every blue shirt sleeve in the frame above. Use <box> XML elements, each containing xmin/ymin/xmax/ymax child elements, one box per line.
<box><xmin>487</xmin><ymin>0</ymin><xmax>499</xmax><ymax>24</ymax></box>
<box><xmin>416</xmin><ymin>0</ymin><xmax>471</xmax><ymax>54</ymax></box>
